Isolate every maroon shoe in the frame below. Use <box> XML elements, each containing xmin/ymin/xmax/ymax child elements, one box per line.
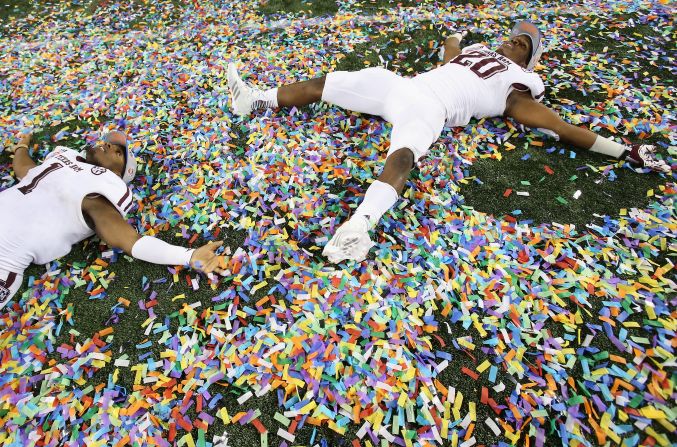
<box><xmin>624</xmin><ymin>144</ymin><xmax>671</xmax><ymax>173</ymax></box>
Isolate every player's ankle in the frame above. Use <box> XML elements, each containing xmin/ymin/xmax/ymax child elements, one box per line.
<box><xmin>621</xmin><ymin>144</ymin><xmax>641</xmax><ymax>163</ymax></box>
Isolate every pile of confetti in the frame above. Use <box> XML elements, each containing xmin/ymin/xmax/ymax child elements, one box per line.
<box><xmin>1</xmin><ymin>1</ymin><xmax>675</xmax><ymax>446</ymax></box>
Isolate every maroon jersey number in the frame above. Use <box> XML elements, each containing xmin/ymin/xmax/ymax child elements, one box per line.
<box><xmin>450</xmin><ymin>51</ymin><xmax>508</xmax><ymax>79</ymax></box>
<box><xmin>18</xmin><ymin>162</ymin><xmax>64</xmax><ymax>195</ymax></box>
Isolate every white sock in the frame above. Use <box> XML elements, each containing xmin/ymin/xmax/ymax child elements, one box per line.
<box><xmin>353</xmin><ymin>180</ymin><xmax>399</xmax><ymax>229</ymax></box>
<box><xmin>589</xmin><ymin>135</ymin><xmax>627</xmax><ymax>158</ymax></box>
<box><xmin>252</xmin><ymin>88</ymin><xmax>278</xmax><ymax>110</ymax></box>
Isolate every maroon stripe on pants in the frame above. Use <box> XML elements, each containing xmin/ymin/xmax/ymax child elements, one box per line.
<box><xmin>0</xmin><ymin>272</ymin><xmax>17</xmax><ymax>288</ymax></box>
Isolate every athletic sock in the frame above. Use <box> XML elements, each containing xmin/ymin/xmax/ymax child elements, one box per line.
<box><xmin>251</xmin><ymin>88</ymin><xmax>278</xmax><ymax>110</ymax></box>
<box><xmin>353</xmin><ymin>180</ymin><xmax>399</xmax><ymax>229</ymax></box>
<box><xmin>589</xmin><ymin>135</ymin><xmax>627</xmax><ymax>158</ymax></box>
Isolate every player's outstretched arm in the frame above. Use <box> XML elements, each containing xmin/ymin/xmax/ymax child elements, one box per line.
<box><xmin>8</xmin><ymin>133</ymin><xmax>38</xmax><ymax>180</ymax></box>
<box><xmin>504</xmin><ymin>91</ymin><xmax>671</xmax><ymax>173</ymax></box>
<box><xmin>82</xmin><ymin>195</ymin><xmax>227</xmax><ymax>274</ymax></box>
<box><xmin>505</xmin><ymin>91</ymin><xmax>596</xmax><ymax>148</ymax></box>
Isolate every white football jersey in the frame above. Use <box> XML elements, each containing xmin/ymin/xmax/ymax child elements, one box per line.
<box><xmin>0</xmin><ymin>147</ymin><xmax>134</xmax><ymax>272</ymax></box>
<box><xmin>413</xmin><ymin>44</ymin><xmax>545</xmax><ymax>127</ymax></box>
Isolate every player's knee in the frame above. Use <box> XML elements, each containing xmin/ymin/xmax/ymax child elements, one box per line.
<box><xmin>308</xmin><ymin>76</ymin><xmax>326</xmax><ymax>97</ymax></box>
<box><xmin>386</xmin><ymin>147</ymin><xmax>415</xmax><ymax>173</ymax></box>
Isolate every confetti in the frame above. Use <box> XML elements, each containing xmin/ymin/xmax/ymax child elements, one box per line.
<box><xmin>0</xmin><ymin>1</ymin><xmax>674</xmax><ymax>447</ymax></box>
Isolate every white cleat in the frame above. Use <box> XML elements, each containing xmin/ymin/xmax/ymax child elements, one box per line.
<box><xmin>227</xmin><ymin>62</ymin><xmax>254</xmax><ymax>116</ymax></box>
<box><xmin>213</xmin><ymin>431</ymin><xmax>230</xmax><ymax>447</ymax></box>
<box><xmin>322</xmin><ymin>216</ymin><xmax>375</xmax><ymax>264</ymax></box>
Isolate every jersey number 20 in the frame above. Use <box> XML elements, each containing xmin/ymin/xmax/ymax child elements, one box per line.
<box><xmin>450</xmin><ymin>51</ymin><xmax>508</xmax><ymax>79</ymax></box>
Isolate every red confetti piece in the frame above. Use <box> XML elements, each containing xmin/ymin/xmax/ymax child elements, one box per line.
<box><xmin>461</xmin><ymin>367</ymin><xmax>479</xmax><ymax>380</ymax></box>
<box><xmin>252</xmin><ymin>418</ymin><xmax>268</xmax><ymax>434</ymax></box>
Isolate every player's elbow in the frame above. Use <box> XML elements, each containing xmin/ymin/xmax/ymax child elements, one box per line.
<box><xmin>85</xmin><ymin>199</ymin><xmax>140</xmax><ymax>256</ymax></box>
<box><xmin>13</xmin><ymin>168</ymin><xmax>26</xmax><ymax>180</ymax></box>
<box><xmin>12</xmin><ymin>162</ymin><xmax>32</xmax><ymax>180</ymax></box>
<box><xmin>99</xmin><ymin>230</ymin><xmax>139</xmax><ymax>256</ymax></box>
<box><xmin>443</xmin><ymin>47</ymin><xmax>461</xmax><ymax>63</ymax></box>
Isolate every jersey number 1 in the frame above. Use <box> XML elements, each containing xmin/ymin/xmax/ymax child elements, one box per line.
<box><xmin>18</xmin><ymin>162</ymin><xmax>63</xmax><ymax>195</ymax></box>
<box><xmin>450</xmin><ymin>51</ymin><xmax>508</xmax><ymax>79</ymax></box>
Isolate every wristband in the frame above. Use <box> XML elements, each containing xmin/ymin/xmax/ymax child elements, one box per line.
<box><xmin>12</xmin><ymin>144</ymin><xmax>29</xmax><ymax>154</ymax></box>
<box><xmin>131</xmin><ymin>236</ymin><xmax>195</xmax><ymax>266</ymax></box>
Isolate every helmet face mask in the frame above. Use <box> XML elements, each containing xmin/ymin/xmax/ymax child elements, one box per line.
<box><xmin>102</xmin><ymin>131</ymin><xmax>136</xmax><ymax>183</ymax></box>
<box><xmin>85</xmin><ymin>131</ymin><xmax>137</xmax><ymax>183</ymax></box>
<box><xmin>118</xmin><ymin>140</ymin><xmax>137</xmax><ymax>184</ymax></box>
<box><xmin>510</xmin><ymin>21</ymin><xmax>543</xmax><ymax>70</ymax></box>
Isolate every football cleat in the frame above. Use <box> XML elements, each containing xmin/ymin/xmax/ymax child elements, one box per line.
<box><xmin>323</xmin><ymin>216</ymin><xmax>374</xmax><ymax>264</ymax></box>
<box><xmin>227</xmin><ymin>62</ymin><xmax>255</xmax><ymax>116</ymax></box>
<box><xmin>625</xmin><ymin>144</ymin><xmax>671</xmax><ymax>173</ymax></box>
<box><xmin>212</xmin><ymin>431</ymin><xmax>229</xmax><ymax>447</ymax></box>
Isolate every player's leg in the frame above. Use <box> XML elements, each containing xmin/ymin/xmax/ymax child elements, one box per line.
<box><xmin>323</xmin><ymin>88</ymin><xmax>446</xmax><ymax>263</ymax></box>
<box><xmin>0</xmin><ymin>269</ymin><xmax>22</xmax><ymax>310</ymax></box>
<box><xmin>319</xmin><ymin>68</ymin><xmax>401</xmax><ymax>116</ymax></box>
<box><xmin>322</xmin><ymin>147</ymin><xmax>414</xmax><ymax>264</ymax></box>
<box><xmin>228</xmin><ymin>64</ymin><xmax>401</xmax><ymax>117</ymax></box>
<box><xmin>277</xmin><ymin>77</ymin><xmax>326</xmax><ymax>107</ymax></box>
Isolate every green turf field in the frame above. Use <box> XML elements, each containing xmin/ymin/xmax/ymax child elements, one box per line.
<box><xmin>0</xmin><ymin>1</ymin><xmax>675</xmax><ymax>447</ymax></box>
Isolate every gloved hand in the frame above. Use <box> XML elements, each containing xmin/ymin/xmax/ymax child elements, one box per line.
<box><xmin>624</xmin><ymin>144</ymin><xmax>672</xmax><ymax>173</ymax></box>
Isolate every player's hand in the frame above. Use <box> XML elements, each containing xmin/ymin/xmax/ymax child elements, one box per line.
<box><xmin>446</xmin><ymin>31</ymin><xmax>467</xmax><ymax>46</ymax></box>
<box><xmin>626</xmin><ymin>144</ymin><xmax>672</xmax><ymax>174</ymax></box>
<box><xmin>190</xmin><ymin>241</ymin><xmax>228</xmax><ymax>274</ymax></box>
<box><xmin>8</xmin><ymin>132</ymin><xmax>32</xmax><ymax>153</ymax></box>
<box><xmin>440</xmin><ymin>31</ymin><xmax>467</xmax><ymax>60</ymax></box>
<box><xmin>18</xmin><ymin>132</ymin><xmax>32</xmax><ymax>145</ymax></box>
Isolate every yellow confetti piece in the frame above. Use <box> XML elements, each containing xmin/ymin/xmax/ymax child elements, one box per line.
<box><xmin>454</xmin><ymin>391</ymin><xmax>463</xmax><ymax>410</ymax></box>
<box><xmin>441</xmin><ymin>419</ymin><xmax>449</xmax><ymax>439</ymax></box>
<box><xmin>218</xmin><ymin>407</ymin><xmax>230</xmax><ymax>424</ymax></box>
<box><xmin>476</xmin><ymin>360</ymin><xmax>491</xmax><ymax>373</ymax></box>
<box><xmin>645</xmin><ymin>427</ymin><xmax>670</xmax><ymax>447</ymax></box>
<box><xmin>657</xmin><ymin>417</ymin><xmax>676</xmax><ymax>433</ymax></box>
<box><xmin>251</xmin><ymin>280</ymin><xmax>268</xmax><ymax>294</ymax></box>
<box><xmin>646</xmin><ymin>305</ymin><xmax>656</xmax><ymax>320</ymax></box>
<box><xmin>298</xmin><ymin>400</ymin><xmax>317</xmax><ymax>414</ymax></box>
<box><xmin>639</xmin><ymin>407</ymin><xmax>666</xmax><ymax>419</ymax></box>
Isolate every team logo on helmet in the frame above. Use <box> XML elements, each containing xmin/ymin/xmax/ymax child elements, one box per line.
<box><xmin>91</xmin><ymin>166</ymin><xmax>107</xmax><ymax>175</ymax></box>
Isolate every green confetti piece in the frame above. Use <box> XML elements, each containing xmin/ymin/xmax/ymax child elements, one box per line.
<box><xmin>274</xmin><ymin>412</ymin><xmax>290</xmax><ymax>427</ymax></box>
